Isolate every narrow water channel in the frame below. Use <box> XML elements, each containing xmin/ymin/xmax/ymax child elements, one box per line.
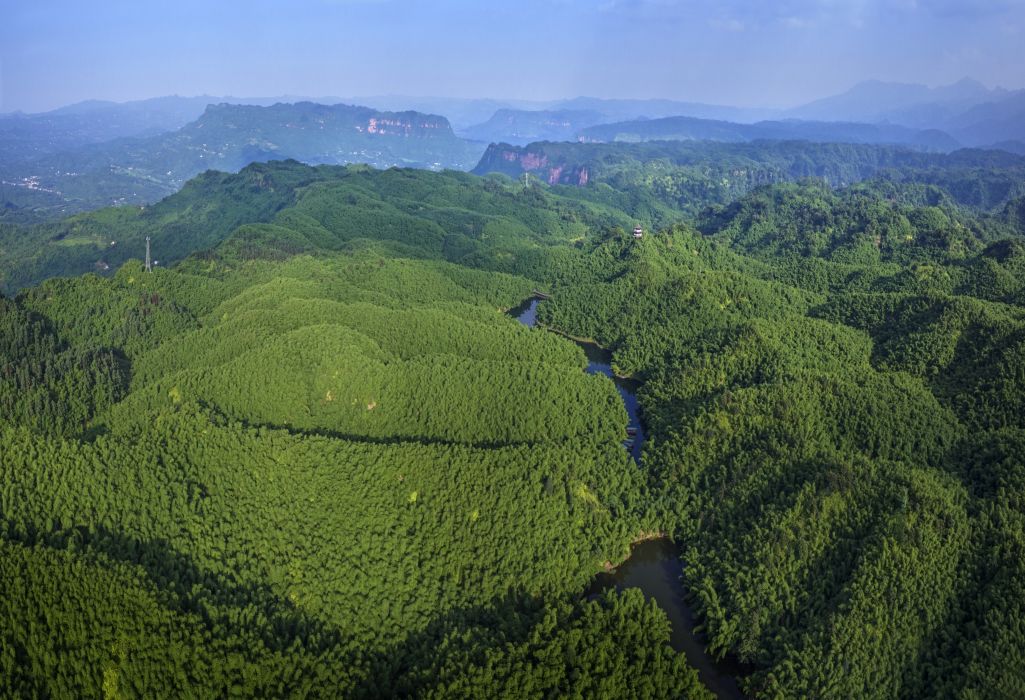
<box><xmin>509</xmin><ymin>296</ymin><xmax>749</xmax><ymax>700</ymax></box>
<box><xmin>587</xmin><ymin>539</ymin><xmax>750</xmax><ymax>700</ymax></box>
<box><xmin>511</xmin><ymin>298</ymin><xmax>645</xmax><ymax>462</ymax></box>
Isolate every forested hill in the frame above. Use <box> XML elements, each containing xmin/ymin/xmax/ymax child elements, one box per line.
<box><xmin>6</xmin><ymin>141</ymin><xmax>1025</xmax><ymax>293</ymax></box>
<box><xmin>0</xmin><ymin>102</ymin><xmax>486</xmax><ymax>219</ymax></box>
<box><xmin>4</xmin><ymin>153</ymin><xmax>1025</xmax><ymax>697</ymax></box>
<box><xmin>474</xmin><ymin>140</ymin><xmax>1025</xmax><ymax>211</ymax></box>
<box><xmin>0</xmin><ymin>159</ymin><xmax>643</xmax><ymax>293</ymax></box>
<box><xmin>0</xmin><ymin>181</ymin><xmax>710</xmax><ymax>696</ymax></box>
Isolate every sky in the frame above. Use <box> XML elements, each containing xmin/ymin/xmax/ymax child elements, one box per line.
<box><xmin>1</xmin><ymin>0</ymin><xmax>1024</xmax><ymax>113</ymax></box>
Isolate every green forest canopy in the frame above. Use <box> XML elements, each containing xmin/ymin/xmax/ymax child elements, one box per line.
<box><xmin>3</xmin><ymin>144</ymin><xmax>1025</xmax><ymax>698</ymax></box>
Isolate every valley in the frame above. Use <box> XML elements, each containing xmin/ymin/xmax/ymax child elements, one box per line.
<box><xmin>513</xmin><ymin>296</ymin><xmax>739</xmax><ymax>696</ymax></box>
<box><xmin>7</xmin><ymin>0</ymin><xmax>1025</xmax><ymax>694</ymax></box>
<box><xmin>2</xmin><ymin>144</ymin><xmax>1025</xmax><ymax>696</ymax></box>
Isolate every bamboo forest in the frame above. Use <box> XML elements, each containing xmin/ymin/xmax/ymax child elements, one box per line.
<box><xmin>2</xmin><ymin>139</ymin><xmax>1025</xmax><ymax>698</ymax></box>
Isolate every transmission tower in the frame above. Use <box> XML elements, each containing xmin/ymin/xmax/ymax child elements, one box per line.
<box><xmin>145</xmin><ymin>236</ymin><xmax>152</xmax><ymax>273</ymax></box>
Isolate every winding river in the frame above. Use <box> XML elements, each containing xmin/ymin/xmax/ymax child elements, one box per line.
<box><xmin>510</xmin><ymin>297</ymin><xmax>749</xmax><ymax>700</ymax></box>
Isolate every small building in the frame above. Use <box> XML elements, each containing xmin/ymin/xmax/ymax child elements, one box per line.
<box><xmin>632</xmin><ymin>225</ymin><xmax>644</xmax><ymax>239</ymax></box>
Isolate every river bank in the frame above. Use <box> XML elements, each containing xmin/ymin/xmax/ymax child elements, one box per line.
<box><xmin>508</xmin><ymin>295</ymin><xmax>751</xmax><ymax>699</ymax></box>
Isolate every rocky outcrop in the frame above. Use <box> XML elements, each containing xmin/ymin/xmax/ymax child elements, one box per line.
<box><xmin>473</xmin><ymin>143</ymin><xmax>591</xmax><ymax>186</ymax></box>
<box><xmin>199</xmin><ymin>102</ymin><xmax>458</xmax><ymax>141</ymax></box>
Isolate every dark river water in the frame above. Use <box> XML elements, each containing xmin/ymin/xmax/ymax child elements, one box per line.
<box><xmin>511</xmin><ymin>298</ymin><xmax>645</xmax><ymax>461</ymax></box>
<box><xmin>510</xmin><ymin>296</ymin><xmax>749</xmax><ymax>700</ymax></box>
<box><xmin>587</xmin><ymin>539</ymin><xmax>751</xmax><ymax>700</ymax></box>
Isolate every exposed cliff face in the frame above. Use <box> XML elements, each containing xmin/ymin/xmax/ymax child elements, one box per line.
<box><xmin>475</xmin><ymin>143</ymin><xmax>590</xmax><ymax>186</ymax></box>
<box><xmin>0</xmin><ymin>102</ymin><xmax>488</xmax><ymax>217</ymax></box>
<box><xmin>362</xmin><ymin>115</ymin><xmax>448</xmax><ymax>136</ymax></box>
<box><xmin>168</xmin><ymin>102</ymin><xmax>485</xmax><ymax>176</ymax></box>
<box><xmin>472</xmin><ymin>140</ymin><xmax>1022</xmax><ymax>214</ymax></box>
<box><xmin>196</xmin><ymin>102</ymin><xmax>458</xmax><ymax>141</ymax></box>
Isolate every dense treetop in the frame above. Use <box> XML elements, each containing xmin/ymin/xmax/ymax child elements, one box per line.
<box><xmin>3</xmin><ymin>142</ymin><xmax>1025</xmax><ymax>697</ymax></box>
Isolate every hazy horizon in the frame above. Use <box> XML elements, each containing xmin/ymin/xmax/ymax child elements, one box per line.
<box><xmin>0</xmin><ymin>78</ymin><xmax>1019</xmax><ymax>117</ymax></box>
<box><xmin>3</xmin><ymin>0</ymin><xmax>1025</xmax><ymax>114</ymax></box>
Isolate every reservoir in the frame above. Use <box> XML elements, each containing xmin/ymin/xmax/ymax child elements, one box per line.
<box><xmin>587</xmin><ymin>538</ymin><xmax>750</xmax><ymax>700</ymax></box>
<box><xmin>511</xmin><ymin>298</ymin><xmax>645</xmax><ymax>462</ymax></box>
<box><xmin>511</xmin><ymin>295</ymin><xmax>749</xmax><ymax>700</ymax></box>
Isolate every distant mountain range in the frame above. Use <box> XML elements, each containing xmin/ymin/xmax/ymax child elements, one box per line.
<box><xmin>577</xmin><ymin>115</ymin><xmax>960</xmax><ymax>152</ymax></box>
<box><xmin>352</xmin><ymin>95</ymin><xmax>776</xmax><ymax>132</ymax></box>
<box><xmin>461</xmin><ymin>109</ymin><xmax>609</xmax><ymax>145</ymax></box>
<box><xmin>0</xmin><ymin>102</ymin><xmax>485</xmax><ymax>217</ymax></box>
<box><xmin>546</xmin><ymin>96</ymin><xmax>776</xmax><ymax>124</ymax></box>
<box><xmin>0</xmin><ymin>95</ymin><xmax>298</xmax><ymax>164</ymax></box>
<box><xmin>783</xmin><ymin>78</ymin><xmax>1025</xmax><ymax>148</ymax></box>
<box><xmin>452</xmin><ymin>98</ymin><xmax>778</xmax><ymax>144</ymax></box>
<box><xmin>942</xmin><ymin>92</ymin><xmax>1025</xmax><ymax>147</ymax></box>
<box><xmin>3</xmin><ymin>79</ymin><xmax>1025</xmax><ymax>220</ymax></box>
<box><xmin>458</xmin><ymin>102</ymin><xmax>780</xmax><ymax>146</ymax></box>
<box><xmin>785</xmin><ymin>78</ymin><xmax>1003</xmax><ymax>124</ymax></box>
<box><xmin>462</xmin><ymin>80</ymin><xmax>1025</xmax><ymax>151</ymax></box>
<box><xmin>453</xmin><ymin>80</ymin><xmax>1024</xmax><ymax>151</ymax></box>
<box><xmin>5</xmin><ymin>79</ymin><xmax>1022</xmax><ymax>153</ymax></box>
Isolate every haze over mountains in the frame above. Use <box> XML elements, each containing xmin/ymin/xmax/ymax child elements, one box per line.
<box><xmin>262</xmin><ymin>95</ymin><xmax>779</xmax><ymax>132</ymax></box>
<box><xmin>0</xmin><ymin>102</ymin><xmax>483</xmax><ymax>218</ymax></box>
<box><xmin>577</xmin><ymin>117</ymin><xmax>959</xmax><ymax>152</ymax></box>
<box><xmin>787</xmin><ymin>78</ymin><xmax>1007</xmax><ymax>125</ymax></box>
<box><xmin>784</xmin><ymin>78</ymin><xmax>1025</xmax><ymax>150</ymax></box>
<box><xmin>3</xmin><ymin>78</ymin><xmax>1024</xmax><ymax>221</ymax></box>
<box><xmin>461</xmin><ymin>78</ymin><xmax>1025</xmax><ymax>150</ymax></box>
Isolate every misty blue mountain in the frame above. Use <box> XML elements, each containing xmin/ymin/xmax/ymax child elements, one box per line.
<box><xmin>0</xmin><ymin>101</ymin><xmax>484</xmax><ymax>218</ymax></box>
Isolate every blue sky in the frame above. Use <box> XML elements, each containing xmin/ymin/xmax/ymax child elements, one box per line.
<box><xmin>2</xmin><ymin>0</ymin><xmax>1024</xmax><ymax>112</ymax></box>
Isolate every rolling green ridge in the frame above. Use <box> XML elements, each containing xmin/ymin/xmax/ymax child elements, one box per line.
<box><xmin>3</xmin><ymin>144</ymin><xmax>1025</xmax><ymax>698</ymax></box>
<box><xmin>0</xmin><ymin>159</ymin><xmax>639</xmax><ymax>293</ymax></box>
<box><xmin>2</xmin><ymin>249</ymin><xmax>700</xmax><ymax>697</ymax></box>
<box><xmin>474</xmin><ymin>140</ymin><xmax>1025</xmax><ymax>214</ymax></box>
